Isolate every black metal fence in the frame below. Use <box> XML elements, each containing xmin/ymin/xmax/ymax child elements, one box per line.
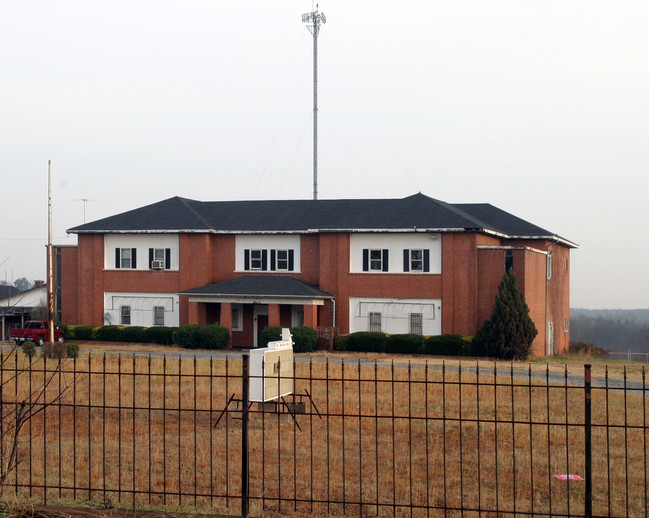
<box><xmin>0</xmin><ymin>351</ymin><xmax>647</xmax><ymax>518</ymax></box>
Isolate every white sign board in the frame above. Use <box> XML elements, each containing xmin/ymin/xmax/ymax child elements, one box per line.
<box><xmin>249</xmin><ymin>328</ymin><xmax>294</xmax><ymax>403</ymax></box>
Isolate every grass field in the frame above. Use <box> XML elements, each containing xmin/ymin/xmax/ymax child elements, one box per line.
<box><xmin>0</xmin><ymin>351</ymin><xmax>646</xmax><ymax>517</ymax></box>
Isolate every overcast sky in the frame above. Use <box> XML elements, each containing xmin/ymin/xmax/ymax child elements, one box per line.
<box><xmin>1</xmin><ymin>1</ymin><xmax>648</xmax><ymax>309</ymax></box>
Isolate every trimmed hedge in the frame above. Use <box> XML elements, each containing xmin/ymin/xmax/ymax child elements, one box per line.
<box><xmin>346</xmin><ymin>332</ymin><xmax>387</xmax><ymax>353</ymax></box>
<box><xmin>289</xmin><ymin>326</ymin><xmax>318</xmax><ymax>353</ymax></box>
<box><xmin>62</xmin><ymin>325</ymin><xmax>95</xmax><ymax>340</ymax></box>
<box><xmin>385</xmin><ymin>334</ymin><xmax>424</xmax><ymax>355</ymax></box>
<box><xmin>92</xmin><ymin>325</ymin><xmax>122</xmax><ymax>342</ymax></box>
<box><xmin>260</xmin><ymin>326</ymin><xmax>282</xmax><ymax>347</ymax></box>
<box><xmin>173</xmin><ymin>324</ymin><xmax>229</xmax><ymax>350</ymax></box>
<box><xmin>424</xmin><ymin>334</ymin><xmax>474</xmax><ymax>357</ymax></box>
<box><xmin>334</xmin><ymin>334</ymin><xmax>350</xmax><ymax>351</ymax></box>
<box><xmin>260</xmin><ymin>326</ymin><xmax>318</xmax><ymax>353</ymax></box>
<box><xmin>144</xmin><ymin>326</ymin><xmax>178</xmax><ymax>345</ymax></box>
<box><xmin>120</xmin><ymin>326</ymin><xmax>147</xmax><ymax>343</ymax></box>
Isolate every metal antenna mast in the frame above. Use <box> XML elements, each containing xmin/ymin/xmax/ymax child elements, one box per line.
<box><xmin>302</xmin><ymin>5</ymin><xmax>326</xmax><ymax>200</ymax></box>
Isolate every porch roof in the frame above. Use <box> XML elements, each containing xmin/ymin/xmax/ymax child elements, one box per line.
<box><xmin>180</xmin><ymin>276</ymin><xmax>333</xmax><ymax>305</ymax></box>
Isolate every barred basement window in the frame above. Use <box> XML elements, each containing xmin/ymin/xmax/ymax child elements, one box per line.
<box><xmin>120</xmin><ymin>305</ymin><xmax>131</xmax><ymax>325</ymax></box>
<box><xmin>410</xmin><ymin>313</ymin><xmax>423</xmax><ymax>335</ymax></box>
<box><xmin>369</xmin><ymin>312</ymin><xmax>382</xmax><ymax>332</ymax></box>
<box><xmin>153</xmin><ymin>306</ymin><xmax>165</xmax><ymax>326</ymax></box>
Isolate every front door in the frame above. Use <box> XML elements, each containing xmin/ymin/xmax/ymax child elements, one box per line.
<box><xmin>253</xmin><ymin>304</ymin><xmax>269</xmax><ymax>348</ymax></box>
<box><xmin>256</xmin><ymin>315</ymin><xmax>268</xmax><ymax>348</ymax></box>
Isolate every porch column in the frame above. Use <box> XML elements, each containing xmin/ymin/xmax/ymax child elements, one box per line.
<box><xmin>304</xmin><ymin>304</ymin><xmax>318</xmax><ymax>329</ymax></box>
<box><xmin>220</xmin><ymin>302</ymin><xmax>233</xmax><ymax>349</ymax></box>
<box><xmin>188</xmin><ymin>301</ymin><xmax>201</xmax><ymax>325</ymax></box>
<box><xmin>268</xmin><ymin>304</ymin><xmax>281</xmax><ymax>327</ymax></box>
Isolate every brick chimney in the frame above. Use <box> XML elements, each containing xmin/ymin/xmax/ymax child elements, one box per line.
<box><xmin>34</xmin><ymin>280</ymin><xmax>45</xmax><ymax>287</ymax></box>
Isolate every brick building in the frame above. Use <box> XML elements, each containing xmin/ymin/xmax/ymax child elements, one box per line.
<box><xmin>57</xmin><ymin>193</ymin><xmax>576</xmax><ymax>355</ymax></box>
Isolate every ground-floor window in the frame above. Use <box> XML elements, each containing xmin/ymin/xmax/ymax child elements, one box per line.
<box><xmin>349</xmin><ymin>297</ymin><xmax>442</xmax><ymax>336</ymax></box>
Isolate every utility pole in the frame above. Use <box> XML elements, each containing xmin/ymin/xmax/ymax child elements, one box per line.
<box><xmin>302</xmin><ymin>5</ymin><xmax>326</xmax><ymax>200</ymax></box>
<box><xmin>47</xmin><ymin>160</ymin><xmax>54</xmax><ymax>345</ymax></box>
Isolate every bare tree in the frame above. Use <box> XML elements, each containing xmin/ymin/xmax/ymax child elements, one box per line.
<box><xmin>0</xmin><ymin>343</ymin><xmax>74</xmax><ymax>487</ymax></box>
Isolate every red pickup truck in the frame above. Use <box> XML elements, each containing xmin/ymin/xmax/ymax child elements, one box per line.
<box><xmin>10</xmin><ymin>321</ymin><xmax>65</xmax><ymax>346</ymax></box>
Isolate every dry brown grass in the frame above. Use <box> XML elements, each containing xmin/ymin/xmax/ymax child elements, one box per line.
<box><xmin>0</xmin><ymin>353</ymin><xmax>646</xmax><ymax>518</ymax></box>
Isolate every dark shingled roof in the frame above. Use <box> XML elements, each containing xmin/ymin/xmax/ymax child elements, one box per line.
<box><xmin>67</xmin><ymin>193</ymin><xmax>576</xmax><ymax>246</ymax></box>
<box><xmin>180</xmin><ymin>276</ymin><xmax>332</xmax><ymax>299</ymax></box>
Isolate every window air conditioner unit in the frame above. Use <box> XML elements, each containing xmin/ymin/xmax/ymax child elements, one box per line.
<box><xmin>151</xmin><ymin>260</ymin><xmax>165</xmax><ymax>270</ymax></box>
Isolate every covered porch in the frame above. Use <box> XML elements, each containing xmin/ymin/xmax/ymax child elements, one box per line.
<box><xmin>180</xmin><ymin>276</ymin><xmax>333</xmax><ymax>348</ymax></box>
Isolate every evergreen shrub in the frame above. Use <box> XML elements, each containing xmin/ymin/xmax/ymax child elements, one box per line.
<box><xmin>473</xmin><ymin>269</ymin><xmax>538</xmax><ymax>360</ymax></box>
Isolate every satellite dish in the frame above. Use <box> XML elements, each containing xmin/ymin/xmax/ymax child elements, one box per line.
<box><xmin>104</xmin><ymin>312</ymin><xmax>111</xmax><ymax>323</ymax></box>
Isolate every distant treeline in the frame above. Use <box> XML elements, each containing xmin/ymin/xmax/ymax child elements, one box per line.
<box><xmin>570</xmin><ymin>308</ymin><xmax>649</xmax><ymax>352</ymax></box>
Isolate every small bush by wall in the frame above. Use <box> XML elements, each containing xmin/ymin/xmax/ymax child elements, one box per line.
<box><xmin>67</xmin><ymin>343</ymin><xmax>80</xmax><ymax>358</ymax></box>
<box><xmin>22</xmin><ymin>341</ymin><xmax>37</xmax><ymax>359</ymax></box>
<box><xmin>174</xmin><ymin>324</ymin><xmax>229</xmax><ymax>350</ymax></box>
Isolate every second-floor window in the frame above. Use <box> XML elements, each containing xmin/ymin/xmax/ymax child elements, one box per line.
<box><xmin>115</xmin><ymin>248</ymin><xmax>137</xmax><ymax>269</ymax></box>
<box><xmin>362</xmin><ymin>249</ymin><xmax>389</xmax><ymax>272</ymax></box>
<box><xmin>149</xmin><ymin>248</ymin><xmax>171</xmax><ymax>270</ymax></box>
<box><xmin>402</xmin><ymin>249</ymin><xmax>430</xmax><ymax>272</ymax></box>
<box><xmin>244</xmin><ymin>249</ymin><xmax>295</xmax><ymax>272</ymax></box>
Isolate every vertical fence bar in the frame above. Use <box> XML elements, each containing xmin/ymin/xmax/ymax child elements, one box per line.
<box><xmin>584</xmin><ymin>364</ymin><xmax>592</xmax><ymax>518</ymax></box>
<box><xmin>43</xmin><ymin>356</ymin><xmax>48</xmax><ymax>505</ymax></box>
<box><xmin>178</xmin><ymin>356</ymin><xmax>182</xmax><ymax>506</ymax></box>
<box><xmin>241</xmin><ymin>354</ymin><xmax>250</xmax><ymax>518</ymax></box>
<box><xmin>132</xmin><ymin>354</ymin><xmax>136</xmax><ymax>510</ymax></box>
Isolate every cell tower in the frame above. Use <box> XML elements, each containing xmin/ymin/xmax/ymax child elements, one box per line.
<box><xmin>302</xmin><ymin>5</ymin><xmax>326</xmax><ymax>200</ymax></box>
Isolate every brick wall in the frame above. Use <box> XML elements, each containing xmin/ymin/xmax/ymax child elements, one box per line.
<box><xmin>56</xmin><ymin>230</ymin><xmax>572</xmax><ymax>357</ymax></box>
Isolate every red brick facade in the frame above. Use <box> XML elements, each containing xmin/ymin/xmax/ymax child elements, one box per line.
<box><xmin>55</xmin><ymin>230</ymin><xmax>571</xmax><ymax>356</ymax></box>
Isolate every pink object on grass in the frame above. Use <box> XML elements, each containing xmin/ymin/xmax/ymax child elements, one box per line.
<box><xmin>554</xmin><ymin>474</ymin><xmax>584</xmax><ymax>481</ymax></box>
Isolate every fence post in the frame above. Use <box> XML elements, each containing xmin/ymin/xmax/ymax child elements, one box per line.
<box><xmin>241</xmin><ymin>354</ymin><xmax>250</xmax><ymax>518</ymax></box>
<box><xmin>584</xmin><ymin>364</ymin><xmax>592</xmax><ymax>518</ymax></box>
